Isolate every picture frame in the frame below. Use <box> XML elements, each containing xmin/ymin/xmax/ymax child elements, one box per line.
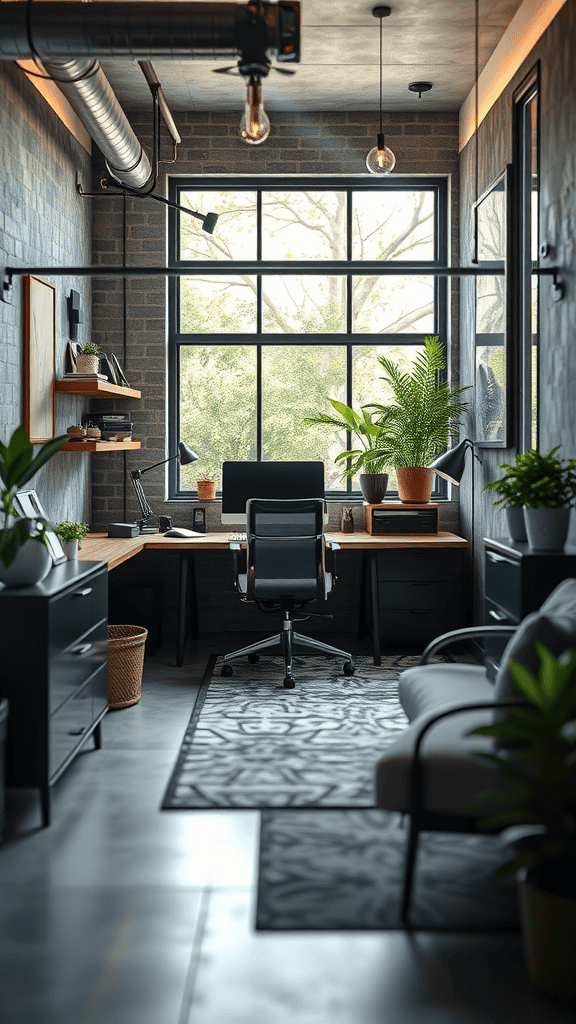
<box><xmin>111</xmin><ymin>352</ymin><xmax>130</xmax><ymax>387</ymax></box>
<box><xmin>13</xmin><ymin>489</ymin><xmax>68</xmax><ymax>565</ymax></box>
<box><xmin>24</xmin><ymin>275</ymin><xmax>56</xmax><ymax>443</ymax></box>
<box><xmin>473</xmin><ymin>166</ymin><xmax>514</xmax><ymax>448</ymax></box>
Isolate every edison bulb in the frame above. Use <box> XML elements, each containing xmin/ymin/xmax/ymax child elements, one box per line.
<box><xmin>239</xmin><ymin>79</ymin><xmax>270</xmax><ymax>145</ymax></box>
<box><xmin>366</xmin><ymin>132</ymin><xmax>395</xmax><ymax>174</ymax></box>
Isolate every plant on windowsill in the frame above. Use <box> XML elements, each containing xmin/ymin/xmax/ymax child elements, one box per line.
<box><xmin>76</xmin><ymin>342</ymin><xmax>100</xmax><ymax>375</ymax></box>
<box><xmin>0</xmin><ymin>425</ymin><xmax>69</xmax><ymax>586</ymax></box>
<box><xmin>365</xmin><ymin>335</ymin><xmax>471</xmax><ymax>503</ymax></box>
<box><xmin>486</xmin><ymin>447</ymin><xmax>576</xmax><ymax>550</ymax></box>
<box><xmin>197</xmin><ymin>471</ymin><xmax>217</xmax><ymax>502</ymax></box>
<box><xmin>468</xmin><ymin>642</ymin><xmax>576</xmax><ymax>1004</ymax></box>
<box><xmin>54</xmin><ymin>520</ymin><xmax>90</xmax><ymax>561</ymax></box>
<box><xmin>303</xmin><ymin>399</ymin><xmax>395</xmax><ymax>503</ymax></box>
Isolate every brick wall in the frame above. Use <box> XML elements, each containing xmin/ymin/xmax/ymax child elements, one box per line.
<box><xmin>91</xmin><ymin>108</ymin><xmax>460</xmax><ymax>633</ymax></box>
<box><xmin>0</xmin><ymin>63</ymin><xmax>92</xmax><ymax>525</ymax></box>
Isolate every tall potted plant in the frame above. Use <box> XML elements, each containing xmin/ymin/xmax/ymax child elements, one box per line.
<box><xmin>487</xmin><ymin>447</ymin><xmax>576</xmax><ymax>551</ymax></box>
<box><xmin>303</xmin><ymin>399</ymin><xmax>394</xmax><ymax>503</ymax></box>
<box><xmin>0</xmin><ymin>425</ymin><xmax>69</xmax><ymax>586</ymax></box>
<box><xmin>469</xmin><ymin>642</ymin><xmax>576</xmax><ymax>1004</ymax></box>
<box><xmin>367</xmin><ymin>336</ymin><xmax>471</xmax><ymax>503</ymax></box>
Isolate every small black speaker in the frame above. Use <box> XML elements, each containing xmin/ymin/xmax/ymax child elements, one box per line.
<box><xmin>193</xmin><ymin>508</ymin><xmax>206</xmax><ymax>533</ymax></box>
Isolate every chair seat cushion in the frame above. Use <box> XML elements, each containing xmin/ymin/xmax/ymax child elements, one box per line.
<box><xmin>375</xmin><ymin>707</ymin><xmax>510</xmax><ymax>815</ymax></box>
<box><xmin>399</xmin><ymin>663</ymin><xmax>494</xmax><ymax>722</ymax></box>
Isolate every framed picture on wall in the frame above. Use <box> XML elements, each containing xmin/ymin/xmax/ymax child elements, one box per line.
<box><xmin>23</xmin><ymin>275</ymin><xmax>56</xmax><ymax>443</ymax></box>
<box><xmin>473</xmin><ymin>166</ymin><xmax>514</xmax><ymax>448</ymax></box>
<box><xmin>13</xmin><ymin>489</ymin><xmax>67</xmax><ymax>565</ymax></box>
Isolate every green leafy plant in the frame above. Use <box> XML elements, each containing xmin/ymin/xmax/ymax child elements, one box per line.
<box><xmin>469</xmin><ymin>642</ymin><xmax>576</xmax><ymax>896</ymax></box>
<box><xmin>78</xmin><ymin>342</ymin><xmax>99</xmax><ymax>356</ymax></box>
<box><xmin>303</xmin><ymin>399</ymin><xmax>394</xmax><ymax>479</ymax></box>
<box><xmin>54</xmin><ymin>520</ymin><xmax>90</xmax><ymax>549</ymax></box>
<box><xmin>0</xmin><ymin>426</ymin><xmax>69</xmax><ymax>567</ymax></box>
<box><xmin>486</xmin><ymin>447</ymin><xmax>576</xmax><ymax>509</ymax></box>
<box><xmin>366</xmin><ymin>335</ymin><xmax>471</xmax><ymax>468</ymax></box>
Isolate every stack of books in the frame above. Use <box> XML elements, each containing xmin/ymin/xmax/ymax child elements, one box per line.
<box><xmin>60</xmin><ymin>372</ymin><xmax>109</xmax><ymax>382</ymax></box>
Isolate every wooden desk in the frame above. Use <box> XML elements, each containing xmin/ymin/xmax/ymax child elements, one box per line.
<box><xmin>80</xmin><ymin>530</ymin><xmax>467</xmax><ymax>667</ymax></box>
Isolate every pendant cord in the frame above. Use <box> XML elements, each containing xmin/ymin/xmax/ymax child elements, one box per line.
<box><xmin>473</xmin><ymin>0</ymin><xmax>479</xmax><ymax>263</ymax></box>
<box><xmin>379</xmin><ymin>13</ymin><xmax>383</xmax><ymax>135</ymax></box>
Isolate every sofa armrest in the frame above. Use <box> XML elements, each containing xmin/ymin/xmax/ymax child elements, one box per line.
<box><xmin>420</xmin><ymin>625</ymin><xmax>517</xmax><ymax>664</ymax></box>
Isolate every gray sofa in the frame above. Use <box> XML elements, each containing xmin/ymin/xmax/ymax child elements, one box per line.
<box><xmin>374</xmin><ymin>577</ymin><xmax>576</xmax><ymax>921</ymax></box>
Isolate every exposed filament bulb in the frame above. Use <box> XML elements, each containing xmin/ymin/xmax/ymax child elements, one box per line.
<box><xmin>239</xmin><ymin>77</ymin><xmax>270</xmax><ymax>145</ymax></box>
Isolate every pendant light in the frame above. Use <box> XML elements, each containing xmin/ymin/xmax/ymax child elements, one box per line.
<box><xmin>366</xmin><ymin>6</ymin><xmax>395</xmax><ymax>174</ymax></box>
<box><xmin>239</xmin><ymin>74</ymin><xmax>270</xmax><ymax>145</ymax></box>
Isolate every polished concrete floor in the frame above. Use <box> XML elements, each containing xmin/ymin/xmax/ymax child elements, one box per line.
<box><xmin>0</xmin><ymin>635</ymin><xmax>572</xmax><ymax>1024</ymax></box>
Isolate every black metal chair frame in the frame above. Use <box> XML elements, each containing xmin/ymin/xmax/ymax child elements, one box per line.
<box><xmin>221</xmin><ymin>497</ymin><xmax>355</xmax><ymax>688</ymax></box>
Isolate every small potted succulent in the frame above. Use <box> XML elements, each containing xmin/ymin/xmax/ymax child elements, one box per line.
<box><xmin>76</xmin><ymin>342</ymin><xmax>100</xmax><ymax>375</ymax></box>
<box><xmin>54</xmin><ymin>520</ymin><xmax>90</xmax><ymax>560</ymax></box>
<box><xmin>487</xmin><ymin>447</ymin><xmax>576</xmax><ymax>550</ymax></box>
<box><xmin>196</xmin><ymin>472</ymin><xmax>217</xmax><ymax>502</ymax></box>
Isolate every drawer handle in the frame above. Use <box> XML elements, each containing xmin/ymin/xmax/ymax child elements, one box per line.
<box><xmin>68</xmin><ymin>727</ymin><xmax>87</xmax><ymax>736</ymax></box>
<box><xmin>74</xmin><ymin>587</ymin><xmax>93</xmax><ymax>597</ymax></box>
<box><xmin>489</xmin><ymin>608</ymin><xmax>511</xmax><ymax>622</ymax></box>
<box><xmin>487</xmin><ymin>552</ymin><xmax>516</xmax><ymax>566</ymax></box>
<box><xmin>70</xmin><ymin>643</ymin><xmax>92</xmax><ymax>656</ymax></box>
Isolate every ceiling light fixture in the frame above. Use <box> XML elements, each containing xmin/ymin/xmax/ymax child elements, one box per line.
<box><xmin>366</xmin><ymin>5</ymin><xmax>395</xmax><ymax>175</ymax></box>
<box><xmin>408</xmin><ymin>81</ymin><xmax>433</xmax><ymax>99</ymax></box>
<box><xmin>239</xmin><ymin>73</ymin><xmax>271</xmax><ymax>145</ymax></box>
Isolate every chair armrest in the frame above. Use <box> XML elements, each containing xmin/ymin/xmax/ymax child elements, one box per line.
<box><xmin>229</xmin><ymin>542</ymin><xmax>246</xmax><ymax>586</ymax></box>
<box><xmin>420</xmin><ymin>625</ymin><xmax>517</xmax><ymax>664</ymax></box>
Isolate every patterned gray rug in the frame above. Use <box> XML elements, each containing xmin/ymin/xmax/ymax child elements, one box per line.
<box><xmin>162</xmin><ymin>653</ymin><xmax>423</xmax><ymax>810</ymax></box>
<box><xmin>256</xmin><ymin>809</ymin><xmax>520</xmax><ymax>931</ymax></box>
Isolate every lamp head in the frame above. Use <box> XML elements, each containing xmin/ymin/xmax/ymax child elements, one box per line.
<box><xmin>178</xmin><ymin>441</ymin><xmax>199</xmax><ymax>465</ymax></box>
<box><xmin>429</xmin><ymin>438</ymin><xmax>474</xmax><ymax>485</ymax></box>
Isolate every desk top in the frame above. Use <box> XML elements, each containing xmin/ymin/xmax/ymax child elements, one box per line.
<box><xmin>80</xmin><ymin>530</ymin><xmax>467</xmax><ymax>571</ymax></box>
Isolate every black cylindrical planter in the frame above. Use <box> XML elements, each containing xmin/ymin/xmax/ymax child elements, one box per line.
<box><xmin>359</xmin><ymin>473</ymin><xmax>388</xmax><ymax>504</ymax></box>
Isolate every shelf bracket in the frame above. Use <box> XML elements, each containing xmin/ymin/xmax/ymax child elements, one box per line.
<box><xmin>1</xmin><ymin>266</ymin><xmax>13</xmax><ymax>303</ymax></box>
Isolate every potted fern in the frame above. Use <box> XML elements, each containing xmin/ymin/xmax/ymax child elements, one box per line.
<box><xmin>469</xmin><ymin>642</ymin><xmax>576</xmax><ymax>1004</ymax></box>
<box><xmin>303</xmin><ymin>399</ymin><xmax>394</xmax><ymax>502</ymax></box>
<box><xmin>366</xmin><ymin>336</ymin><xmax>471</xmax><ymax>503</ymax></box>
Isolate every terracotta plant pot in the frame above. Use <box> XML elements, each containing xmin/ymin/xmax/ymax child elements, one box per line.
<box><xmin>197</xmin><ymin>479</ymin><xmax>217</xmax><ymax>501</ymax></box>
<box><xmin>396</xmin><ymin>467</ymin><xmax>434</xmax><ymax>504</ymax></box>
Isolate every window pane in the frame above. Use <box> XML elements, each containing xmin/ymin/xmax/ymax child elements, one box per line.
<box><xmin>352</xmin><ymin>191</ymin><xmax>435</xmax><ymax>261</ymax></box>
<box><xmin>352</xmin><ymin>345</ymin><xmax>426</xmax><ymax>491</ymax></box>
<box><xmin>179</xmin><ymin>345</ymin><xmax>257</xmax><ymax>489</ymax></box>
<box><xmin>262</xmin><ymin>277</ymin><xmax>346</xmax><ymax>334</ymax></box>
<box><xmin>179</xmin><ymin>190</ymin><xmax>257</xmax><ymax>260</ymax></box>
<box><xmin>262</xmin><ymin>191</ymin><xmax>347</xmax><ymax>260</ymax></box>
<box><xmin>352</xmin><ymin>276</ymin><xmax>434</xmax><ymax>333</ymax></box>
<box><xmin>180</xmin><ymin>276</ymin><xmax>257</xmax><ymax>333</ymax></box>
<box><xmin>261</xmin><ymin>346</ymin><xmax>347</xmax><ymax>491</ymax></box>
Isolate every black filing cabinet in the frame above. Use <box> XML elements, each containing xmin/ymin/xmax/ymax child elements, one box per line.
<box><xmin>363</xmin><ymin>548</ymin><xmax>465</xmax><ymax>664</ymax></box>
<box><xmin>0</xmin><ymin>560</ymin><xmax>108</xmax><ymax>826</ymax></box>
<box><xmin>484</xmin><ymin>537</ymin><xmax>576</xmax><ymax>676</ymax></box>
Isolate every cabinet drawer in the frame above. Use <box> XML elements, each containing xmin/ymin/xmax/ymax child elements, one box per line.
<box><xmin>485</xmin><ymin>550</ymin><xmax>522</xmax><ymax>620</ymax></box>
<box><xmin>50</xmin><ymin>680</ymin><xmax>93</xmax><ymax>777</ymax></box>
<box><xmin>48</xmin><ymin>568</ymin><xmax>108</xmax><ymax>658</ymax></box>
<box><xmin>49</xmin><ymin>619</ymin><xmax>108</xmax><ymax>715</ymax></box>
<box><xmin>379</xmin><ymin>607</ymin><xmax>465</xmax><ymax>642</ymax></box>
<box><xmin>379</xmin><ymin>580</ymin><xmax>463</xmax><ymax>610</ymax></box>
<box><xmin>376</xmin><ymin>549</ymin><xmax>463</xmax><ymax>582</ymax></box>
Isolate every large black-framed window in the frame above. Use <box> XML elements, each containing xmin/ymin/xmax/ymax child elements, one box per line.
<box><xmin>167</xmin><ymin>176</ymin><xmax>449</xmax><ymax>498</ymax></box>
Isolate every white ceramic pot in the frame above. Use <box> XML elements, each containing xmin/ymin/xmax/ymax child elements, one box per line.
<box><xmin>518</xmin><ymin>871</ymin><xmax>576</xmax><ymax>1004</ymax></box>
<box><xmin>523</xmin><ymin>506</ymin><xmax>571</xmax><ymax>551</ymax></box>
<box><xmin>505</xmin><ymin>505</ymin><xmax>527</xmax><ymax>542</ymax></box>
<box><xmin>76</xmin><ymin>353</ymin><xmax>99</xmax><ymax>374</ymax></box>
<box><xmin>62</xmin><ymin>539</ymin><xmax>78</xmax><ymax>560</ymax></box>
<box><xmin>0</xmin><ymin>538</ymin><xmax>52</xmax><ymax>587</ymax></box>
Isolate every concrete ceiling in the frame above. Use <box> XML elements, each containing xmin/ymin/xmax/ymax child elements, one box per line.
<box><xmin>98</xmin><ymin>0</ymin><xmax>524</xmax><ymax>113</ymax></box>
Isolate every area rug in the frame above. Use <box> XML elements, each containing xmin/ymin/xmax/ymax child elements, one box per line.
<box><xmin>256</xmin><ymin>809</ymin><xmax>520</xmax><ymax>931</ymax></box>
<box><xmin>162</xmin><ymin>653</ymin><xmax>435</xmax><ymax>811</ymax></box>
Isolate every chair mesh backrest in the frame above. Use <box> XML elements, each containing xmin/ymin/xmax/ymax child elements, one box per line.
<box><xmin>246</xmin><ymin>498</ymin><xmax>325</xmax><ymax>602</ymax></box>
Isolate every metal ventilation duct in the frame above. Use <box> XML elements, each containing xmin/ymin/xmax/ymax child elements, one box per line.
<box><xmin>1</xmin><ymin>2</ymin><xmax>300</xmax><ymax>191</ymax></box>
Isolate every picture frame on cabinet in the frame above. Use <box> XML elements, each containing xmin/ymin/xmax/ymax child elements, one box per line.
<box><xmin>13</xmin><ymin>489</ymin><xmax>68</xmax><ymax>565</ymax></box>
<box><xmin>23</xmin><ymin>275</ymin><xmax>56</xmax><ymax>443</ymax></box>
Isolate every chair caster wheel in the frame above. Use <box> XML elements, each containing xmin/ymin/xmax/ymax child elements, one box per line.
<box><xmin>247</xmin><ymin>653</ymin><xmax>260</xmax><ymax>664</ymax></box>
<box><xmin>283</xmin><ymin>675</ymin><xmax>295</xmax><ymax>689</ymax></box>
<box><xmin>221</xmin><ymin>663</ymin><xmax>233</xmax><ymax>677</ymax></box>
<box><xmin>343</xmin><ymin>660</ymin><xmax>355</xmax><ymax>676</ymax></box>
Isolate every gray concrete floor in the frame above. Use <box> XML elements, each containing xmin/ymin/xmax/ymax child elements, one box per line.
<box><xmin>0</xmin><ymin>635</ymin><xmax>572</xmax><ymax>1024</ymax></box>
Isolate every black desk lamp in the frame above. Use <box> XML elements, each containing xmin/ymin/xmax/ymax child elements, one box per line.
<box><xmin>429</xmin><ymin>438</ymin><xmax>481</xmax><ymax>485</ymax></box>
<box><xmin>130</xmin><ymin>441</ymin><xmax>199</xmax><ymax>534</ymax></box>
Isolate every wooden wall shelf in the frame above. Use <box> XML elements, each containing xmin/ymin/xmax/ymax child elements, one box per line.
<box><xmin>55</xmin><ymin>380</ymin><xmax>141</xmax><ymax>399</ymax></box>
<box><xmin>61</xmin><ymin>441</ymin><xmax>141</xmax><ymax>452</ymax></box>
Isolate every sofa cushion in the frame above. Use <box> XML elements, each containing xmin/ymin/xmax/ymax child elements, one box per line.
<box><xmin>399</xmin><ymin>663</ymin><xmax>494</xmax><ymax>722</ymax></box>
<box><xmin>493</xmin><ymin>577</ymin><xmax>576</xmax><ymax>703</ymax></box>
<box><xmin>375</xmin><ymin>707</ymin><xmax>511</xmax><ymax>815</ymax></box>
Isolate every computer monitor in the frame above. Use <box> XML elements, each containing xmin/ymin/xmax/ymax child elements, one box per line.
<box><xmin>221</xmin><ymin>461</ymin><xmax>325</xmax><ymax>526</ymax></box>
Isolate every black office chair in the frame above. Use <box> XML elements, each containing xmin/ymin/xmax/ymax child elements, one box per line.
<box><xmin>221</xmin><ymin>497</ymin><xmax>356</xmax><ymax>688</ymax></box>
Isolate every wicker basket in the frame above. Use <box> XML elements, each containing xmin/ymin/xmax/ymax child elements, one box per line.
<box><xmin>107</xmin><ymin>625</ymin><xmax>148</xmax><ymax>709</ymax></box>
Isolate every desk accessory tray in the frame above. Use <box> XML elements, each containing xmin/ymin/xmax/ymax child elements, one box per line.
<box><xmin>363</xmin><ymin>502</ymin><xmax>438</xmax><ymax>535</ymax></box>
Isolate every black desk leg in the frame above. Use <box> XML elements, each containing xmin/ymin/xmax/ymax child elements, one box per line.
<box><xmin>93</xmin><ymin>721</ymin><xmax>102</xmax><ymax>750</ymax></box>
<box><xmin>40</xmin><ymin>785</ymin><xmax>51</xmax><ymax>828</ymax></box>
<box><xmin>369</xmin><ymin>554</ymin><xmax>381</xmax><ymax>666</ymax></box>
<box><xmin>358</xmin><ymin>551</ymin><xmax>367</xmax><ymax>641</ymax></box>
<box><xmin>177</xmin><ymin>554</ymin><xmax>189</xmax><ymax>668</ymax></box>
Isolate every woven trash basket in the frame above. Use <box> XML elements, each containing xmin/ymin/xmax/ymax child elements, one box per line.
<box><xmin>107</xmin><ymin>625</ymin><xmax>148</xmax><ymax>709</ymax></box>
